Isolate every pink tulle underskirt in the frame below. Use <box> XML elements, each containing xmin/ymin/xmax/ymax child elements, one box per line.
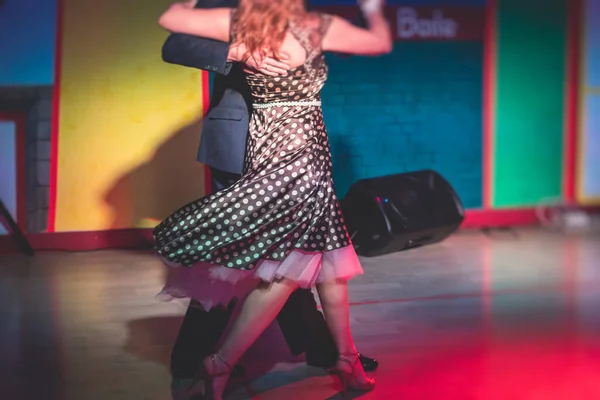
<box><xmin>156</xmin><ymin>245</ymin><xmax>363</xmax><ymax>310</ymax></box>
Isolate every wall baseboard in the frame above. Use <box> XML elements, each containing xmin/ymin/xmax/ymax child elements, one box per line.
<box><xmin>460</xmin><ymin>208</ymin><xmax>538</xmax><ymax>229</ymax></box>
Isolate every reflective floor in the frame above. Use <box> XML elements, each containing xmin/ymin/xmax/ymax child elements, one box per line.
<box><xmin>1</xmin><ymin>228</ymin><xmax>599</xmax><ymax>399</ymax></box>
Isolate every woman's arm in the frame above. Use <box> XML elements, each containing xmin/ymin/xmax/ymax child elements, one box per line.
<box><xmin>158</xmin><ymin>3</ymin><xmax>232</xmax><ymax>43</ymax></box>
<box><xmin>322</xmin><ymin>0</ymin><xmax>392</xmax><ymax>56</ymax></box>
<box><xmin>159</xmin><ymin>3</ymin><xmax>290</xmax><ymax>76</ymax></box>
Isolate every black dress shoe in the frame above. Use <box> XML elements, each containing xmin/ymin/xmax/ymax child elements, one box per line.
<box><xmin>230</xmin><ymin>364</ymin><xmax>245</xmax><ymax>378</ymax></box>
<box><xmin>171</xmin><ymin>365</ymin><xmax>246</xmax><ymax>399</ymax></box>
<box><xmin>358</xmin><ymin>353</ymin><xmax>378</xmax><ymax>372</ymax></box>
<box><xmin>306</xmin><ymin>353</ymin><xmax>379</xmax><ymax>372</ymax></box>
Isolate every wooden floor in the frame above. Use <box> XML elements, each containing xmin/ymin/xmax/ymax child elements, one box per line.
<box><xmin>1</xmin><ymin>228</ymin><xmax>599</xmax><ymax>400</ymax></box>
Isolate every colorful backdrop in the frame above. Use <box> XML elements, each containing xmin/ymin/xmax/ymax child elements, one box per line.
<box><xmin>52</xmin><ymin>0</ymin><xmax>207</xmax><ymax>232</ymax></box>
<box><xmin>322</xmin><ymin>5</ymin><xmax>484</xmax><ymax>208</ymax></box>
<box><xmin>1</xmin><ymin>0</ymin><xmax>599</xmax><ymax>246</ymax></box>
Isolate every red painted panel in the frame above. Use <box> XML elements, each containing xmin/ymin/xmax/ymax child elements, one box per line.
<box><xmin>482</xmin><ymin>0</ymin><xmax>497</xmax><ymax>209</ymax></box>
<box><xmin>48</xmin><ymin>0</ymin><xmax>63</xmax><ymax>232</ymax></box>
<box><xmin>202</xmin><ymin>71</ymin><xmax>213</xmax><ymax>195</ymax></box>
<box><xmin>563</xmin><ymin>0</ymin><xmax>582</xmax><ymax>203</ymax></box>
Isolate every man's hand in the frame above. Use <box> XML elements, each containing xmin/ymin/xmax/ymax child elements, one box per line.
<box><xmin>228</xmin><ymin>44</ymin><xmax>291</xmax><ymax>76</ymax></box>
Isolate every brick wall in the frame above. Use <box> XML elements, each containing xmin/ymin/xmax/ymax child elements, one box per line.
<box><xmin>322</xmin><ymin>42</ymin><xmax>484</xmax><ymax>208</ymax></box>
<box><xmin>26</xmin><ymin>87</ymin><xmax>53</xmax><ymax>232</ymax></box>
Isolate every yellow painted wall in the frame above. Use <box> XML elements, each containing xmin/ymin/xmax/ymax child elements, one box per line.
<box><xmin>56</xmin><ymin>0</ymin><xmax>206</xmax><ymax>231</ymax></box>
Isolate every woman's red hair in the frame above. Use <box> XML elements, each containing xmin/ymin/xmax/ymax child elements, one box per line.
<box><xmin>232</xmin><ymin>0</ymin><xmax>305</xmax><ymax>61</ymax></box>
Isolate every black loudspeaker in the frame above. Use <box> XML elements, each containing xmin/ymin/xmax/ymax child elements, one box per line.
<box><xmin>340</xmin><ymin>170</ymin><xmax>464</xmax><ymax>257</ymax></box>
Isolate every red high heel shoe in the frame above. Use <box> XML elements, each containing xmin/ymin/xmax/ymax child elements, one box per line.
<box><xmin>328</xmin><ymin>353</ymin><xmax>376</xmax><ymax>397</ymax></box>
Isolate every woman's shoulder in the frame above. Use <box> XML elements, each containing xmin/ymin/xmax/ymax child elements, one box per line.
<box><xmin>306</xmin><ymin>11</ymin><xmax>333</xmax><ymax>23</ymax></box>
<box><xmin>291</xmin><ymin>11</ymin><xmax>333</xmax><ymax>33</ymax></box>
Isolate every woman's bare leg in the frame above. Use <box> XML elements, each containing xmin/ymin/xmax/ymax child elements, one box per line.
<box><xmin>316</xmin><ymin>281</ymin><xmax>372</xmax><ymax>385</ymax></box>
<box><xmin>204</xmin><ymin>278</ymin><xmax>299</xmax><ymax>399</ymax></box>
<box><xmin>316</xmin><ymin>281</ymin><xmax>357</xmax><ymax>355</ymax></box>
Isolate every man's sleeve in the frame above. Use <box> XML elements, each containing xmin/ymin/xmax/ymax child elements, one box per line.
<box><xmin>162</xmin><ymin>33</ymin><xmax>233</xmax><ymax>76</ymax></box>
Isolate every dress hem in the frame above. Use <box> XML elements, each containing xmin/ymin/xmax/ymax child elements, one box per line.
<box><xmin>156</xmin><ymin>245</ymin><xmax>363</xmax><ymax>311</ymax></box>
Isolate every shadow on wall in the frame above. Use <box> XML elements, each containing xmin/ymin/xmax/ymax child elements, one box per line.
<box><xmin>103</xmin><ymin>120</ymin><xmax>207</xmax><ymax>230</ymax></box>
<box><xmin>102</xmin><ymin>125</ymin><xmax>364</xmax><ymax>230</ymax></box>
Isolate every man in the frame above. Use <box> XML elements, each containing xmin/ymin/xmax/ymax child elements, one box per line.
<box><xmin>161</xmin><ymin>1</ymin><xmax>378</xmax><ymax>398</ymax></box>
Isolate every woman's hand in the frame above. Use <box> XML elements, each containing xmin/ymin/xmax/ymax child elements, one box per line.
<box><xmin>245</xmin><ymin>53</ymin><xmax>292</xmax><ymax>76</ymax></box>
<box><xmin>322</xmin><ymin>0</ymin><xmax>391</xmax><ymax>55</ymax></box>
<box><xmin>359</xmin><ymin>0</ymin><xmax>383</xmax><ymax>15</ymax></box>
<box><xmin>228</xmin><ymin>44</ymin><xmax>291</xmax><ymax>76</ymax></box>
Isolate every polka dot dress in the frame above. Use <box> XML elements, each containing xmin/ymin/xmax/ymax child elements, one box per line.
<box><xmin>153</xmin><ymin>12</ymin><xmax>364</xmax><ymax>307</ymax></box>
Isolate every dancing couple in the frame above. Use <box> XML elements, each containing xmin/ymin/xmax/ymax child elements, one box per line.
<box><xmin>155</xmin><ymin>0</ymin><xmax>391</xmax><ymax>398</ymax></box>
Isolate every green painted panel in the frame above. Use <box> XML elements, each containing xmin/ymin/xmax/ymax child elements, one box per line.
<box><xmin>493</xmin><ymin>0</ymin><xmax>567</xmax><ymax>207</ymax></box>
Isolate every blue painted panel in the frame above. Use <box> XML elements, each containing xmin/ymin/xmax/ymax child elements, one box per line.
<box><xmin>0</xmin><ymin>0</ymin><xmax>57</xmax><ymax>86</ymax></box>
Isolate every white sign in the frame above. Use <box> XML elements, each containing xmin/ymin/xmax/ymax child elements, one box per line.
<box><xmin>397</xmin><ymin>7</ymin><xmax>458</xmax><ymax>39</ymax></box>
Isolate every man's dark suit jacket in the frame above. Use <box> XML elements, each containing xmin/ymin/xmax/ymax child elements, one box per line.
<box><xmin>162</xmin><ymin>0</ymin><xmax>249</xmax><ymax>175</ymax></box>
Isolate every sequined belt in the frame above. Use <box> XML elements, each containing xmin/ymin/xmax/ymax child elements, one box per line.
<box><xmin>252</xmin><ymin>100</ymin><xmax>322</xmax><ymax>109</ymax></box>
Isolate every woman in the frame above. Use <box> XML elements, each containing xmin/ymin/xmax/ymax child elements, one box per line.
<box><xmin>155</xmin><ymin>0</ymin><xmax>391</xmax><ymax>398</ymax></box>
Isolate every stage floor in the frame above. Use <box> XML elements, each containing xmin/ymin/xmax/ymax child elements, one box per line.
<box><xmin>1</xmin><ymin>228</ymin><xmax>599</xmax><ymax>400</ymax></box>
